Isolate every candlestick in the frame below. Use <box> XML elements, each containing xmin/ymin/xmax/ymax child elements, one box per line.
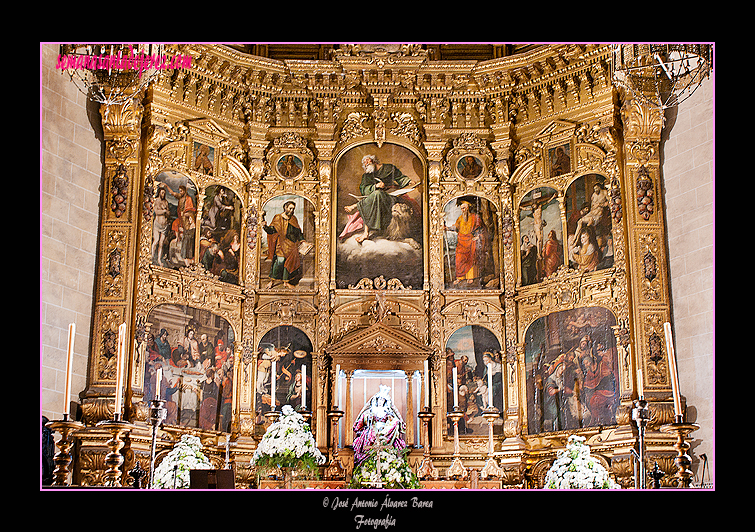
<box><xmin>660</xmin><ymin>420</ymin><xmax>699</xmax><ymax>488</ymax></box>
<box><xmin>45</xmin><ymin>418</ymin><xmax>85</xmax><ymax>486</ymax></box>
<box><xmin>445</xmin><ymin>409</ymin><xmax>467</xmax><ymax>479</ymax></box>
<box><xmin>452</xmin><ymin>366</ymin><xmax>458</xmax><ymax>408</ymax></box>
<box><xmin>155</xmin><ymin>366</ymin><xmax>162</xmax><ymax>401</ymax></box>
<box><xmin>335</xmin><ymin>364</ymin><xmax>341</xmax><ymax>404</ymax></box>
<box><xmin>636</xmin><ymin>365</ymin><xmax>644</xmax><ymax>399</ymax></box>
<box><xmin>424</xmin><ymin>359</ymin><xmax>429</xmax><ymax>409</ymax></box>
<box><xmin>271</xmin><ymin>360</ymin><xmax>276</xmax><ymax>411</ymax></box>
<box><xmin>147</xmin><ymin>399</ymin><xmax>167</xmax><ymax>489</ymax></box>
<box><xmin>64</xmin><ymin>323</ymin><xmax>75</xmax><ymax>419</ymax></box>
<box><xmin>114</xmin><ymin>323</ymin><xmax>126</xmax><ymax>418</ymax></box>
<box><xmin>302</xmin><ymin>364</ymin><xmax>307</xmax><ymax>410</ymax></box>
<box><xmin>417</xmin><ymin>409</ymin><xmax>438</xmax><ymax>480</ymax></box>
<box><xmin>664</xmin><ymin>322</ymin><xmax>683</xmax><ymax>418</ymax></box>
<box><xmin>480</xmin><ymin>407</ymin><xmax>503</xmax><ymax>479</ymax></box>
<box><xmin>487</xmin><ymin>363</ymin><xmax>493</xmax><ymax>407</ymax></box>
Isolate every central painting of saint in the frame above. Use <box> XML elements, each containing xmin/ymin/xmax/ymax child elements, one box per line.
<box><xmin>335</xmin><ymin>143</ymin><xmax>425</xmax><ymax>289</ymax></box>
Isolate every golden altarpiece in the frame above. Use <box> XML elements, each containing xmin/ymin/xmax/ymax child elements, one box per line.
<box><xmin>59</xmin><ymin>44</ymin><xmax>689</xmax><ymax>489</ymax></box>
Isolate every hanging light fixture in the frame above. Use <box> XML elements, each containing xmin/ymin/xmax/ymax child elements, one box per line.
<box><xmin>57</xmin><ymin>44</ymin><xmax>169</xmax><ymax>105</ymax></box>
<box><xmin>611</xmin><ymin>44</ymin><xmax>713</xmax><ymax>110</ymax></box>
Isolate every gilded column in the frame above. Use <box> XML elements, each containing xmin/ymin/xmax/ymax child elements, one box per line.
<box><xmin>81</xmin><ymin>91</ymin><xmax>144</xmax><ymax>425</ymax></box>
<box><xmin>619</xmin><ymin>94</ymin><xmax>678</xmax><ymax>425</ymax></box>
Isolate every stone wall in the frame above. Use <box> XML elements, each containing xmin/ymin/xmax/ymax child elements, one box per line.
<box><xmin>40</xmin><ymin>43</ymin><xmax>103</xmax><ymax>420</ymax></box>
<box><xmin>661</xmin><ymin>75</ymin><xmax>715</xmax><ymax>481</ymax></box>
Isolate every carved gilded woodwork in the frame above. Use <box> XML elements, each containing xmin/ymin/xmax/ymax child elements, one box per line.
<box><xmin>72</xmin><ymin>44</ymin><xmax>684</xmax><ymax>488</ymax></box>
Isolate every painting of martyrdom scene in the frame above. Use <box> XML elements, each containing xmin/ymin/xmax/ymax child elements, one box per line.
<box><xmin>548</xmin><ymin>142</ymin><xmax>572</xmax><ymax>177</ymax></box>
<box><xmin>443</xmin><ymin>195</ymin><xmax>500</xmax><ymax>289</ymax></box>
<box><xmin>445</xmin><ymin>325</ymin><xmax>504</xmax><ymax>435</ymax></box>
<box><xmin>564</xmin><ymin>174</ymin><xmax>614</xmax><ymax>273</ymax></box>
<box><xmin>524</xmin><ymin>306</ymin><xmax>619</xmax><ymax>435</ymax></box>
<box><xmin>143</xmin><ymin>303</ymin><xmax>236</xmax><ymax>432</ymax></box>
<box><xmin>198</xmin><ymin>185</ymin><xmax>243</xmax><ymax>285</ymax></box>
<box><xmin>151</xmin><ymin>170</ymin><xmax>198</xmax><ymax>270</ymax></box>
<box><xmin>259</xmin><ymin>195</ymin><xmax>315</xmax><ymax>290</ymax></box>
<box><xmin>254</xmin><ymin>325</ymin><xmax>313</xmax><ymax>422</ymax></box>
<box><xmin>335</xmin><ymin>143</ymin><xmax>424</xmax><ymax>289</ymax></box>
<box><xmin>518</xmin><ymin>187</ymin><xmax>563</xmax><ymax>286</ymax></box>
<box><xmin>193</xmin><ymin>142</ymin><xmax>215</xmax><ymax>176</ymax></box>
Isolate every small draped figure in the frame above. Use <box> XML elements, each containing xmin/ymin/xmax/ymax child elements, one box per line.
<box><xmin>352</xmin><ymin>385</ymin><xmax>406</xmax><ymax>466</ymax></box>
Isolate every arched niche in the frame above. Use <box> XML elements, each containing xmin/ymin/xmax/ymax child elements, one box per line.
<box><xmin>444</xmin><ymin>324</ymin><xmax>504</xmax><ymax>436</ymax></box>
<box><xmin>258</xmin><ymin>194</ymin><xmax>317</xmax><ymax>291</ymax></box>
<box><xmin>151</xmin><ymin>170</ymin><xmax>199</xmax><ymax>270</ymax></box>
<box><xmin>333</xmin><ymin>141</ymin><xmax>426</xmax><ymax>290</ymax></box>
<box><xmin>254</xmin><ymin>325</ymin><xmax>314</xmax><ymax>423</ymax></box>
<box><xmin>564</xmin><ymin>172</ymin><xmax>614</xmax><ymax>273</ymax></box>
<box><xmin>198</xmin><ymin>183</ymin><xmax>244</xmax><ymax>284</ymax></box>
<box><xmin>142</xmin><ymin>303</ymin><xmax>237</xmax><ymax>432</ymax></box>
<box><xmin>442</xmin><ymin>195</ymin><xmax>501</xmax><ymax>290</ymax></box>
<box><xmin>517</xmin><ymin>186</ymin><xmax>561</xmax><ymax>286</ymax></box>
<box><xmin>522</xmin><ymin>305</ymin><xmax>619</xmax><ymax>435</ymax></box>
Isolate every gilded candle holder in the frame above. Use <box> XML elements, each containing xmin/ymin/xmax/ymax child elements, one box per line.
<box><xmin>416</xmin><ymin>408</ymin><xmax>438</xmax><ymax>480</ymax></box>
<box><xmin>660</xmin><ymin>416</ymin><xmax>699</xmax><ymax>488</ymax></box>
<box><xmin>324</xmin><ymin>408</ymin><xmax>345</xmax><ymax>479</ymax></box>
<box><xmin>631</xmin><ymin>398</ymin><xmax>651</xmax><ymax>489</ymax></box>
<box><xmin>480</xmin><ymin>407</ymin><xmax>503</xmax><ymax>479</ymax></box>
<box><xmin>96</xmin><ymin>414</ymin><xmax>133</xmax><ymax>487</ymax></box>
<box><xmin>45</xmin><ymin>416</ymin><xmax>85</xmax><ymax>486</ymax></box>
<box><xmin>445</xmin><ymin>408</ymin><xmax>468</xmax><ymax>479</ymax></box>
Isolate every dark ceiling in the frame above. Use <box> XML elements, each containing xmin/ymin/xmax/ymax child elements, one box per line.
<box><xmin>225</xmin><ymin>44</ymin><xmax>541</xmax><ymax>61</ymax></box>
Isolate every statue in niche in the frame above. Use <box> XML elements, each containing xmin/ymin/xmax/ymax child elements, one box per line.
<box><xmin>352</xmin><ymin>385</ymin><xmax>407</xmax><ymax>466</ymax></box>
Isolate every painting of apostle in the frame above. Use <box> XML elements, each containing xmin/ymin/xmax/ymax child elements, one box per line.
<box><xmin>335</xmin><ymin>143</ymin><xmax>424</xmax><ymax>289</ymax></box>
<box><xmin>518</xmin><ymin>187</ymin><xmax>562</xmax><ymax>286</ymax></box>
<box><xmin>564</xmin><ymin>174</ymin><xmax>613</xmax><ymax>273</ymax></box>
<box><xmin>255</xmin><ymin>326</ymin><xmax>313</xmax><ymax>421</ymax></box>
<box><xmin>151</xmin><ymin>171</ymin><xmax>198</xmax><ymax>270</ymax></box>
<box><xmin>198</xmin><ymin>185</ymin><xmax>243</xmax><ymax>284</ymax></box>
<box><xmin>259</xmin><ymin>195</ymin><xmax>315</xmax><ymax>290</ymax></box>
<box><xmin>524</xmin><ymin>306</ymin><xmax>619</xmax><ymax>434</ymax></box>
<box><xmin>443</xmin><ymin>196</ymin><xmax>499</xmax><ymax>289</ymax></box>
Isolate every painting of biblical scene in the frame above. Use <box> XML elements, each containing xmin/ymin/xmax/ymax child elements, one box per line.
<box><xmin>518</xmin><ymin>187</ymin><xmax>563</xmax><ymax>286</ymax></box>
<box><xmin>548</xmin><ymin>142</ymin><xmax>571</xmax><ymax>177</ymax></box>
<box><xmin>524</xmin><ymin>306</ymin><xmax>619</xmax><ymax>435</ymax></box>
<box><xmin>143</xmin><ymin>304</ymin><xmax>236</xmax><ymax>432</ymax></box>
<box><xmin>151</xmin><ymin>171</ymin><xmax>198</xmax><ymax>270</ymax></box>
<box><xmin>445</xmin><ymin>325</ymin><xmax>503</xmax><ymax>435</ymax></box>
<box><xmin>193</xmin><ymin>142</ymin><xmax>215</xmax><ymax>176</ymax></box>
<box><xmin>255</xmin><ymin>326</ymin><xmax>313</xmax><ymax>422</ymax></box>
<box><xmin>260</xmin><ymin>195</ymin><xmax>315</xmax><ymax>290</ymax></box>
<box><xmin>335</xmin><ymin>143</ymin><xmax>424</xmax><ymax>289</ymax></box>
<box><xmin>565</xmin><ymin>174</ymin><xmax>613</xmax><ymax>273</ymax></box>
<box><xmin>443</xmin><ymin>196</ymin><xmax>500</xmax><ymax>289</ymax></box>
<box><xmin>198</xmin><ymin>185</ymin><xmax>243</xmax><ymax>285</ymax></box>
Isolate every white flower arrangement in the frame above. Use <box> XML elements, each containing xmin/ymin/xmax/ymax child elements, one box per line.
<box><xmin>349</xmin><ymin>441</ymin><xmax>421</xmax><ymax>489</ymax></box>
<box><xmin>544</xmin><ymin>435</ymin><xmax>620</xmax><ymax>489</ymax></box>
<box><xmin>152</xmin><ymin>434</ymin><xmax>212</xmax><ymax>489</ymax></box>
<box><xmin>251</xmin><ymin>405</ymin><xmax>326</xmax><ymax>478</ymax></box>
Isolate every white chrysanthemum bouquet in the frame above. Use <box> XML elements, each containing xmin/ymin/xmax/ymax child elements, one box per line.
<box><xmin>152</xmin><ymin>434</ymin><xmax>212</xmax><ymax>489</ymax></box>
<box><xmin>349</xmin><ymin>441</ymin><xmax>422</xmax><ymax>489</ymax></box>
<box><xmin>544</xmin><ymin>435</ymin><xmax>620</xmax><ymax>489</ymax></box>
<box><xmin>251</xmin><ymin>405</ymin><xmax>326</xmax><ymax>479</ymax></box>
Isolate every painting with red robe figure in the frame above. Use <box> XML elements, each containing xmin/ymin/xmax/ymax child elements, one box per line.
<box><xmin>143</xmin><ymin>303</ymin><xmax>236</xmax><ymax>432</ymax></box>
<box><xmin>442</xmin><ymin>195</ymin><xmax>499</xmax><ymax>290</ymax></box>
<box><xmin>524</xmin><ymin>306</ymin><xmax>619</xmax><ymax>434</ymax></box>
<box><xmin>564</xmin><ymin>174</ymin><xmax>614</xmax><ymax>273</ymax></box>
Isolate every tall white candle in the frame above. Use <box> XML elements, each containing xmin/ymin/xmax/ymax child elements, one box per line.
<box><xmin>487</xmin><ymin>363</ymin><xmax>493</xmax><ymax>407</ymax></box>
<box><xmin>424</xmin><ymin>359</ymin><xmax>429</xmax><ymax>409</ymax></box>
<box><xmin>452</xmin><ymin>366</ymin><xmax>458</xmax><ymax>408</ymax></box>
<box><xmin>636</xmin><ymin>364</ymin><xmax>644</xmax><ymax>399</ymax></box>
<box><xmin>64</xmin><ymin>323</ymin><xmax>75</xmax><ymax>418</ymax></box>
<box><xmin>663</xmin><ymin>322</ymin><xmax>682</xmax><ymax>418</ymax></box>
<box><xmin>155</xmin><ymin>366</ymin><xmax>162</xmax><ymax>401</ymax></box>
<box><xmin>114</xmin><ymin>323</ymin><xmax>126</xmax><ymax>416</ymax></box>
<box><xmin>302</xmin><ymin>365</ymin><xmax>307</xmax><ymax>409</ymax></box>
<box><xmin>271</xmin><ymin>360</ymin><xmax>277</xmax><ymax>410</ymax></box>
<box><xmin>336</xmin><ymin>364</ymin><xmax>341</xmax><ymax>405</ymax></box>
